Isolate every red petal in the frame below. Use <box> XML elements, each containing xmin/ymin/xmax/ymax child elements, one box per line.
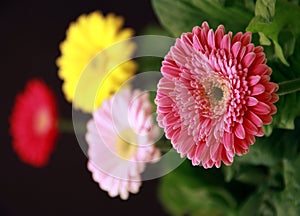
<box><xmin>251</xmin><ymin>84</ymin><xmax>265</xmax><ymax>96</ymax></box>
<box><xmin>241</xmin><ymin>32</ymin><xmax>252</xmax><ymax>46</ymax></box>
<box><xmin>234</xmin><ymin>123</ymin><xmax>245</xmax><ymax>139</ymax></box>
<box><xmin>208</xmin><ymin>29</ymin><xmax>215</xmax><ymax>49</ymax></box>
<box><xmin>192</xmin><ymin>26</ymin><xmax>201</xmax><ymax>35</ymax></box>
<box><xmin>171</xmin><ymin>128</ymin><xmax>181</xmax><ymax>143</ymax></box>
<box><xmin>156</xmin><ymin>96</ymin><xmax>173</xmax><ymax>107</ymax></box>
<box><xmin>246</xmin><ymin>111</ymin><xmax>263</xmax><ymax>127</ymax></box>
<box><xmin>256</xmin><ymin>127</ymin><xmax>264</xmax><ymax>137</ymax></box>
<box><xmin>238</xmin><ymin>46</ymin><xmax>246</xmax><ymax>61</ymax></box>
<box><xmin>157</xmin><ymin>78</ymin><xmax>175</xmax><ymax>94</ymax></box>
<box><xmin>245</xmin><ymin>43</ymin><xmax>255</xmax><ymax>53</ymax></box>
<box><xmin>193</xmin><ymin>34</ymin><xmax>204</xmax><ymax>51</ymax></box>
<box><xmin>221</xmin><ymin>148</ymin><xmax>233</xmax><ymax>165</ymax></box>
<box><xmin>254</xmin><ymin>46</ymin><xmax>264</xmax><ymax>53</ymax></box>
<box><xmin>163</xmin><ymin>111</ymin><xmax>179</xmax><ymax>126</ymax></box>
<box><xmin>256</xmin><ymin>93</ymin><xmax>272</xmax><ymax>102</ymax></box>
<box><xmin>251</xmin><ymin>64</ymin><xmax>268</xmax><ymax>75</ymax></box>
<box><xmin>232</xmin><ymin>32</ymin><xmax>243</xmax><ymax>44</ymax></box>
<box><xmin>223</xmin><ymin>131</ymin><xmax>234</xmax><ymax>151</ymax></box>
<box><xmin>243</xmin><ymin>118</ymin><xmax>258</xmax><ymax>135</ymax></box>
<box><xmin>251</xmin><ymin>102</ymin><xmax>271</xmax><ymax>115</ymax></box>
<box><xmin>247</xmin><ymin>75</ymin><xmax>261</xmax><ymax>86</ymax></box>
<box><xmin>234</xmin><ymin>138</ymin><xmax>249</xmax><ymax>156</ymax></box>
<box><xmin>270</xmin><ymin>93</ymin><xmax>279</xmax><ymax>103</ymax></box>
<box><xmin>215</xmin><ymin>25</ymin><xmax>225</xmax><ymax>48</ymax></box>
<box><xmin>247</xmin><ymin>96</ymin><xmax>259</xmax><ymax>106</ymax></box>
<box><xmin>245</xmin><ymin>134</ymin><xmax>256</xmax><ymax>145</ymax></box>
<box><xmin>242</xmin><ymin>52</ymin><xmax>256</xmax><ymax>68</ymax></box>
<box><xmin>264</xmin><ymin>82</ymin><xmax>278</xmax><ymax>93</ymax></box>
<box><xmin>231</xmin><ymin>42</ymin><xmax>241</xmax><ymax>58</ymax></box>
<box><xmin>252</xmin><ymin>51</ymin><xmax>265</xmax><ymax>66</ymax></box>
<box><xmin>162</xmin><ymin>65</ymin><xmax>182</xmax><ymax>78</ymax></box>
<box><xmin>269</xmin><ymin>104</ymin><xmax>277</xmax><ymax>115</ymax></box>
<box><xmin>259</xmin><ymin>115</ymin><xmax>273</xmax><ymax>124</ymax></box>
<box><xmin>221</xmin><ymin>34</ymin><xmax>231</xmax><ymax>52</ymax></box>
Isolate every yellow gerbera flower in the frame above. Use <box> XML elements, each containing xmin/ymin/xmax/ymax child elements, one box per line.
<box><xmin>56</xmin><ymin>11</ymin><xmax>137</xmax><ymax>112</ymax></box>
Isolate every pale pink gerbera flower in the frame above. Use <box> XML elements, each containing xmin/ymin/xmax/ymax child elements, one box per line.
<box><xmin>86</xmin><ymin>89</ymin><xmax>160</xmax><ymax>200</ymax></box>
<box><xmin>155</xmin><ymin>22</ymin><xmax>278</xmax><ymax>168</ymax></box>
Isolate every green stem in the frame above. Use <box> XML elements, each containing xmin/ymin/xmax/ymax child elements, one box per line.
<box><xmin>155</xmin><ymin>138</ymin><xmax>173</xmax><ymax>153</ymax></box>
<box><xmin>58</xmin><ymin>118</ymin><xmax>74</xmax><ymax>133</ymax></box>
<box><xmin>277</xmin><ymin>78</ymin><xmax>300</xmax><ymax>96</ymax></box>
<box><xmin>159</xmin><ymin>147</ymin><xmax>173</xmax><ymax>153</ymax></box>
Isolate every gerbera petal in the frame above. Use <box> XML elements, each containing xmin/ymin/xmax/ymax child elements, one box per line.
<box><xmin>251</xmin><ymin>102</ymin><xmax>271</xmax><ymax>115</ymax></box>
<box><xmin>234</xmin><ymin>123</ymin><xmax>245</xmax><ymax>139</ymax></box>
<box><xmin>86</xmin><ymin>89</ymin><xmax>161</xmax><ymax>199</ymax></box>
<box><xmin>56</xmin><ymin>11</ymin><xmax>136</xmax><ymax>113</ymax></box>
<box><xmin>247</xmin><ymin>97</ymin><xmax>259</xmax><ymax>106</ymax></box>
<box><xmin>243</xmin><ymin>118</ymin><xmax>258</xmax><ymax>135</ymax></box>
<box><xmin>220</xmin><ymin>34</ymin><xmax>231</xmax><ymax>52</ymax></box>
<box><xmin>245</xmin><ymin>111</ymin><xmax>263</xmax><ymax>128</ymax></box>
<box><xmin>223</xmin><ymin>131</ymin><xmax>234</xmax><ymax>151</ymax></box>
<box><xmin>247</xmin><ymin>75</ymin><xmax>261</xmax><ymax>86</ymax></box>
<box><xmin>10</xmin><ymin>79</ymin><xmax>58</xmax><ymax>167</ymax></box>
<box><xmin>242</xmin><ymin>52</ymin><xmax>256</xmax><ymax>68</ymax></box>
<box><xmin>231</xmin><ymin>42</ymin><xmax>241</xmax><ymax>58</ymax></box>
<box><xmin>251</xmin><ymin>84</ymin><xmax>265</xmax><ymax>96</ymax></box>
<box><xmin>214</xmin><ymin>25</ymin><xmax>225</xmax><ymax>48</ymax></box>
<box><xmin>251</xmin><ymin>64</ymin><xmax>268</xmax><ymax>75</ymax></box>
<box><xmin>155</xmin><ymin>21</ymin><xmax>278</xmax><ymax>169</ymax></box>
<box><xmin>241</xmin><ymin>32</ymin><xmax>252</xmax><ymax>46</ymax></box>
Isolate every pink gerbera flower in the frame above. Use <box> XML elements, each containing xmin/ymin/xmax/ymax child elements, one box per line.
<box><xmin>155</xmin><ymin>22</ymin><xmax>278</xmax><ymax>168</ymax></box>
<box><xmin>10</xmin><ymin>79</ymin><xmax>58</xmax><ymax>167</ymax></box>
<box><xmin>86</xmin><ymin>89</ymin><xmax>160</xmax><ymax>200</ymax></box>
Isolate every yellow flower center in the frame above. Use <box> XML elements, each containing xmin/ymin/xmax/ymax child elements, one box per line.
<box><xmin>116</xmin><ymin>128</ymin><xmax>138</xmax><ymax>160</ymax></box>
<box><xmin>192</xmin><ymin>74</ymin><xmax>231</xmax><ymax>118</ymax></box>
<box><xmin>34</xmin><ymin>109</ymin><xmax>51</xmax><ymax>135</ymax></box>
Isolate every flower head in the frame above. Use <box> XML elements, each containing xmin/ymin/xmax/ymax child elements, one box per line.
<box><xmin>10</xmin><ymin>79</ymin><xmax>58</xmax><ymax>167</ymax></box>
<box><xmin>155</xmin><ymin>22</ymin><xmax>278</xmax><ymax>168</ymax></box>
<box><xmin>86</xmin><ymin>89</ymin><xmax>160</xmax><ymax>200</ymax></box>
<box><xmin>56</xmin><ymin>11</ymin><xmax>137</xmax><ymax>112</ymax></box>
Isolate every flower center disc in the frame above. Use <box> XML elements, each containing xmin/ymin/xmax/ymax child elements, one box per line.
<box><xmin>194</xmin><ymin>74</ymin><xmax>231</xmax><ymax>118</ymax></box>
<box><xmin>116</xmin><ymin>128</ymin><xmax>138</xmax><ymax>160</ymax></box>
<box><xmin>34</xmin><ymin>109</ymin><xmax>51</xmax><ymax>135</ymax></box>
<box><xmin>211</xmin><ymin>86</ymin><xmax>224</xmax><ymax>102</ymax></box>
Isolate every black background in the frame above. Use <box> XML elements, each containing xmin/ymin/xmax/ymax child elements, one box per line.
<box><xmin>0</xmin><ymin>1</ymin><xmax>170</xmax><ymax>215</ymax></box>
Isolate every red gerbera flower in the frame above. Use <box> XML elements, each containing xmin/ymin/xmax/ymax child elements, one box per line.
<box><xmin>155</xmin><ymin>22</ymin><xmax>278</xmax><ymax>168</ymax></box>
<box><xmin>10</xmin><ymin>79</ymin><xmax>58</xmax><ymax>167</ymax></box>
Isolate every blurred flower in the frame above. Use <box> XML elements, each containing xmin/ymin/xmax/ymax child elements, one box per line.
<box><xmin>155</xmin><ymin>22</ymin><xmax>278</xmax><ymax>168</ymax></box>
<box><xmin>56</xmin><ymin>11</ymin><xmax>137</xmax><ymax>113</ymax></box>
<box><xmin>86</xmin><ymin>89</ymin><xmax>160</xmax><ymax>200</ymax></box>
<box><xmin>10</xmin><ymin>79</ymin><xmax>58</xmax><ymax>167</ymax></box>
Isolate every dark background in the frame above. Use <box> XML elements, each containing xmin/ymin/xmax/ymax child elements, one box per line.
<box><xmin>0</xmin><ymin>1</ymin><xmax>170</xmax><ymax>215</ymax></box>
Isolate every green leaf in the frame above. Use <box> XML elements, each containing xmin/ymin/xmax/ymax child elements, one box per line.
<box><xmin>239</xmin><ymin>155</ymin><xmax>300</xmax><ymax>216</ymax></box>
<box><xmin>223</xmin><ymin>164</ymin><xmax>268</xmax><ymax>186</ymax></box>
<box><xmin>260</xmin><ymin>156</ymin><xmax>300</xmax><ymax>215</ymax></box>
<box><xmin>238</xmin><ymin>192</ymin><xmax>277</xmax><ymax>216</ymax></box>
<box><xmin>264</xmin><ymin>36</ymin><xmax>300</xmax><ymax>133</ymax></box>
<box><xmin>139</xmin><ymin>23</ymin><xmax>171</xmax><ymax>36</ymax></box>
<box><xmin>247</xmin><ymin>0</ymin><xmax>300</xmax><ymax>65</ymax></box>
<box><xmin>233</xmin><ymin>118</ymin><xmax>300</xmax><ymax>214</ymax></box>
<box><xmin>258</xmin><ymin>32</ymin><xmax>272</xmax><ymax>45</ymax></box>
<box><xmin>266</xmin><ymin>91</ymin><xmax>300</xmax><ymax>133</ymax></box>
<box><xmin>158</xmin><ymin>161</ymin><xmax>237</xmax><ymax>216</ymax></box>
<box><xmin>136</xmin><ymin>57</ymin><xmax>163</xmax><ymax>73</ymax></box>
<box><xmin>280</xmin><ymin>158</ymin><xmax>300</xmax><ymax>206</ymax></box>
<box><xmin>236</xmin><ymin>118</ymin><xmax>300</xmax><ymax>167</ymax></box>
<box><xmin>255</xmin><ymin>0</ymin><xmax>276</xmax><ymax>22</ymax></box>
<box><xmin>151</xmin><ymin>0</ymin><xmax>253</xmax><ymax>37</ymax></box>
